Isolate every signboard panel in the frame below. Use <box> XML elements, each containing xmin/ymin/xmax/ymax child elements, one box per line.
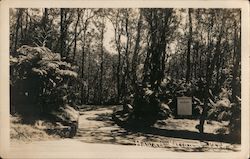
<box><xmin>177</xmin><ymin>97</ymin><xmax>192</xmax><ymax>115</ymax></box>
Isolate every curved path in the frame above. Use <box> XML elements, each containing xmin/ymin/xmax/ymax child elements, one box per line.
<box><xmin>7</xmin><ymin>105</ymin><xmax>240</xmax><ymax>158</ymax></box>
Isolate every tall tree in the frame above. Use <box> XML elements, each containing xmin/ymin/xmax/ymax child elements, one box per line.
<box><xmin>73</xmin><ymin>9</ymin><xmax>81</xmax><ymax>60</ymax></box>
<box><xmin>186</xmin><ymin>8</ymin><xmax>192</xmax><ymax>82</ymax></box>
<box><xmin>60</xmin><ymin>8</ymin><xmax>65</xmax><ymax>57</ymax></box>
<box><xmin>13</xmin><ymin>9</ymin><xmax>24</xmax><ymax>55</ymax></box>
<box><xmin>131</xmin><ymin>9</ymin><xmax>143</xmax><ymax>89</ymax></box>
<box><xmin>198</xmin><ymin>10</ymin><xmax>226</xmax><ymax>133</ymax></box>
<box><xmin>121</xmin><ymin>9</ymin><xmax>131</xmax><ymax>97</ymax></box>
<box><xmin>106</xmin><ymin>9</ymin><xmax>123</xmax><ymax>102</ymax></box>
<box><xmin>99</xmin><ymin>13</ymin><xmax>105</xmax><ymax>104</ymax></box>
<box><xmin>143</xmin><ymin>8</ymin><xmax>176</xmax><ymax>89</ymax></box>
<box><xmin>79</xmin><ymin>9</ymin><xmax>94</xmax><ymax>104</ymax></box>
<box><xmin>231</xmin><ymin>19</ymin><xmax>241</xmax><ymax>102</ymax></box>
<box><xmin>59</xmin><ymin>8</ymin><xmax>73</xmax><ymax>58</ymax></box>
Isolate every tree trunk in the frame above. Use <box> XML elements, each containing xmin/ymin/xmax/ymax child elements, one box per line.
<box><xmin>186</xmin><ymin>8</ymin><xmax>192</xmax><ymax>82</ymax></box>
<box><xmin>199</xmin><ymin>13</ymin><xmax>225</xmax><ymax>133</ymax></box>
<box><xmin>99</xmin><ymin>17</ymin><xmax>105</xmax><ymax>104</ymax></box>
<box><xmin>131</xmin><ymin>10</ymin><xmax>142</xmax><ymax>90</ymax></box>
<box><xmin>81</xmin><ymin>28</ymin><xmax>87</xmax><ymax>104</ymax></box>
<box><xmin>231</xmin><ymin>20</ymin><xmax>241</xmax><ymax>102</ymax></box>
<box><xmin>60</xmin><ymin>8</ymin><xmax>65</xmax><ymax>57</ymax></box>
<box><xmin>23</xmin><ymin>9</ymin><xmax>29</xmax><ymax>43</ymax></box>
<box><xmin>143</xmin><ymin>9</ymin><xmax>172</xmax><ymax>90</ymax></box>
<box><xmin>122</xmin><ymin>9</ymin><xmax>131</xmax><ymax>97</ymax></box>
<box><xmin>42</xmin><ymin>8</ymin><xmax>48</xmax><ymax>47</ymax></box>
<box><xmin>87</xmin><ymin>45</ymin><xmax>91</xmax><ymax>104</ymax></box>
<box><xmin>73</xmin><ymin>9</ymin><xmax>81</xmax><ymax>60</ymax></box>
<box><xmin>13</xmin><ymin>9</ymin><xmax>23</xmax><ymax>55</ymax></box>
<box><xmin>114</xmin><ymin>11</ymin><xmax>122</xmax><ymax>103</ymax></box>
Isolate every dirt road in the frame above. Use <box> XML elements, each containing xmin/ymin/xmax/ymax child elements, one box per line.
<box><xmin>7</xmin><ymin>105</ymin><xmax>240</xmax><ymax>158</ymax></box>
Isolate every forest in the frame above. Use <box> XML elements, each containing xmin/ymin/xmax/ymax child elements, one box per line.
<box><xmin>10</xmin><ymin>8</ymin><xmax>241</xmax><ymax>139</ymax></box>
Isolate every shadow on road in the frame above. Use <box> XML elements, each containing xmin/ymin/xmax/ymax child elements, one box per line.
<box><xmin>127</xmin><ymin>127</ymin><xmax>240</xmax><ymax>144</ymax></box>
<box><xmin>74</xmin><ymin>106</ymin><xmax>240</xmax><ymax>152</ymax></box>
<box><xmin>78</xmin><ymin>105</ymin><xmax>117</xmax><ymax>112</ymax></box>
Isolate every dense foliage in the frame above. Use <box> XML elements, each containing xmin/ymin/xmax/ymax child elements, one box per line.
<box><xmin>115</xmin><ymin>76</ymin><xmax>240</xmax><ymax>133</ymax></box>
<box><xmin>10</xmin><ymin>8</ymin><xmax>241</xmax><ymax>136</ymax></box>
<box><xmin>10</xmin><ymin>45</ymin><xmax>78</xmax><ymax>115</ymax></box>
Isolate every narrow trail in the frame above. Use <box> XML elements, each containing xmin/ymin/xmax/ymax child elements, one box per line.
<box><xmin>74</xmin><ymin>106</ymin><xmax>133</xmax><ymax>145</ymax></box>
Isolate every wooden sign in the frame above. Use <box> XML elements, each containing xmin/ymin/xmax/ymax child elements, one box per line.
<box><xmin>177</xmin><ymin>97</ymin><xmax>192</xmax><ymax>115</ymax></box>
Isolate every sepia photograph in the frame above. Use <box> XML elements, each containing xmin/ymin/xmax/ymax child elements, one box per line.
<box><xmin>0</xmin><ymin>0</ymin><xmax>249</xmax><ymax>159</ymax></box>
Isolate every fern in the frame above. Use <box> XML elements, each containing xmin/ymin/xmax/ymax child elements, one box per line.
<box><xmin>10</xmin><ymin>45</ymin><xmax>78</xmax><ymax>114</ymax></box>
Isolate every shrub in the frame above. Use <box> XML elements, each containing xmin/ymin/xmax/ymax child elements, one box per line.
<box><xmin>117</xmin><ymin>77</ymin><xmax>240</xmax><ymax>135</ymax></box>
<box><xmin>10</xmin><ymin>45</ymin><xmax>78</xmax><ymax>115</ymax></box>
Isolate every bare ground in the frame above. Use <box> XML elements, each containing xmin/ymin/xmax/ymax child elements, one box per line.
<box><xmin>74</xmin><ymin>105</ymin><xmax>240</xmax><ymax>152</ymax></box>
<box><xmin>8</xmin><ymin>105</ymin><xmax>240</xmax><ymax>158</ymax></box>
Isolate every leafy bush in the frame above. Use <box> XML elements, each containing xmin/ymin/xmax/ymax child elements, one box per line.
<box><xmin>116</xmin><ymin>76</ymin><xmax>240</xmax><ymax>135</ymax></box>
<box><xmin>10</xmin><ymin>45</ymin><xmax>78</xmax><ymax>115</ymax></box>
<box><xmin>158</xmin><ymin>77</ymin><xmax>241</xmax><ymax>136</ymax></box>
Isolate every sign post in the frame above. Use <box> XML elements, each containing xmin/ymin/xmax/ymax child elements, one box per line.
<box><xmin>177</xmin><ymin>97</ymin><xmax>192</xmax><ymax>116</ymax></box>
